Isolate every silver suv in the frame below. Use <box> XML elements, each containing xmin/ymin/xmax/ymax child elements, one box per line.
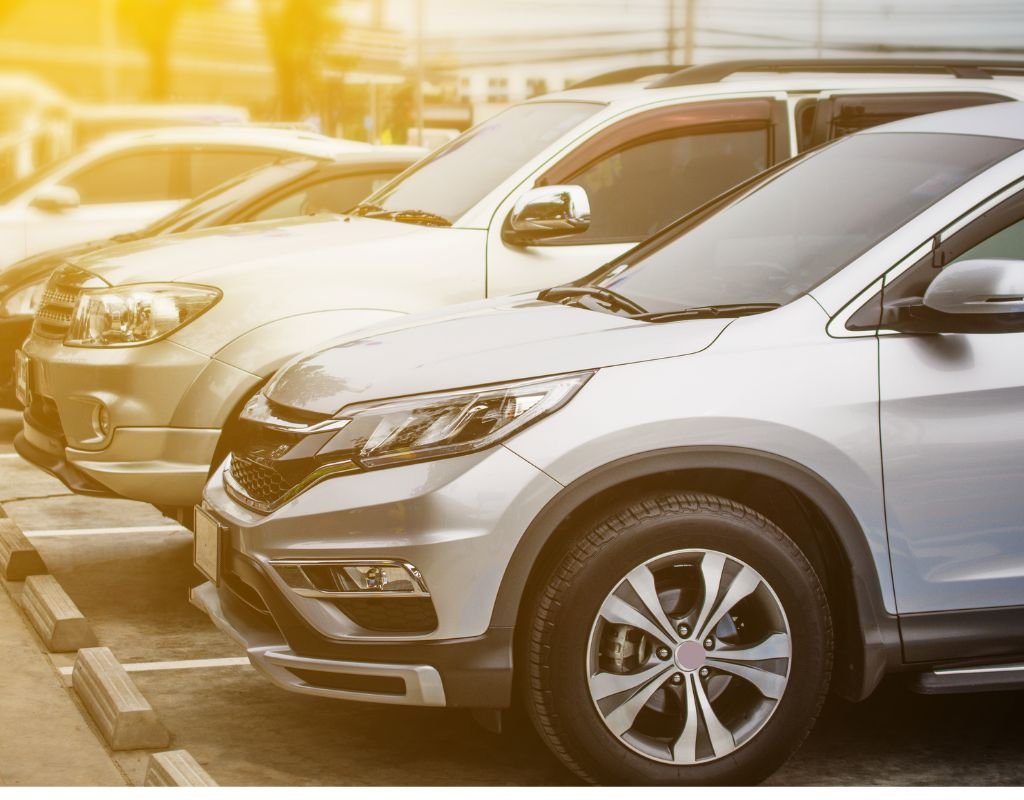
<box><xmin>193</xmin><ymin>101</ymin><xmax>1024</xmax><ymax>785</ymax></box>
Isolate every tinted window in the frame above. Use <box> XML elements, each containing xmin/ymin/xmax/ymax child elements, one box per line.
<box><xmin>151</xmin><ymin>159</ymin><xmax>316</xmax><ymax>235</ymax></box>
<box><xmin>953</xmin><ymin>216</ymin><xmax>1024</xmax><ymax>263</ymax></box>
<box><xmin>363</xmin><ymin>101</ymin><xmax>602</xmax><ymax>223</ymax></box>
<box><xmin>62</xmin><ymin>149</ymin><xmax>175</xmax><ymax>203</ymax></box>
<box><xmin>567</xmin><ymin>127</ymin><xmax>768</xmax><ymax>242</ymax></box>
<box><xmin>188</xmin><ymin>150</ymin><xmax>280</xmax><ymax>195</ymax></box>
<box><xmin>248</xmin><ymin>172</ymin><xmax>398</xmax><ymax>221</ymax></box>
<box><xmin>595</xmin><ymin>132</ymin><xmax>1022</xmax><ymax>314</ymax></box>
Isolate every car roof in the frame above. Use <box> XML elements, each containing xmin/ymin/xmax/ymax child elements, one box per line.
<box><xmin>858</xmin><ymin>99</ymin><xmax>1024</xmax><ymax>139</ymax></box>
<box><xmin>324</xmin><ymin>145</ymin><xmax>427</xmax><ymax>164</ymax></box>
<box><xmin>82</xmin><ymin>125</ymin><xmax>377</xmax><ymax>159</ymax></box>
<box><xmin>540</xmin><ymin>60</ymin><xmax>1024</xmax><ymax>110</ymax></box>
<box><xmin>548</xmin><ymin>73</ymin><xmax>1024</xmax><ymax>106</ymax></box>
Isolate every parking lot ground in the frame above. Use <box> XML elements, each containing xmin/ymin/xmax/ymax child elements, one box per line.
<box><xmin>1</xmin><ymin>408</ymin><xmax>1023</xmax><ymax>786</ymax></box>
<box><xmin>0</xmin><ymin>574</ymin><xmax>126</xmax><ymax>786</ymax></box>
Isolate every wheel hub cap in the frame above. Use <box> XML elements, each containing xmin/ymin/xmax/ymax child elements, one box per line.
<box><xmin>586</xmin><ymin>548</ymin><xmax>792</xmax><ymax>766</ymax></box>
<box><xmin>674</xmin><ymin>640</ymin><xmax>706</xmax><ymax>672</ymax></box>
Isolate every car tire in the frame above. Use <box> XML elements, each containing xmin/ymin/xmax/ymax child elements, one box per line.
<box><xmin>522</xmin><ymin>491</ymin><xmax>832</xmax><ymax>785</ymax></box>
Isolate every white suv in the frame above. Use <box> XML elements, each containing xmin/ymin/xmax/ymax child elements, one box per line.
<box><xmin>18</xmin><ymin>60</ymin><xmax>1024</xmax><ymax>520</ymax></box>
<box><xmin>0</xmin><ymin>126</ymin><xmax>375</xmax><ymax>267</ymax></box>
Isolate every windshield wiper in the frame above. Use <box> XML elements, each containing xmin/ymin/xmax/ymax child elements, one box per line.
<box><xmin>384</xmin><ymin>208</ymin><xmax>452</xmax><ymax>227</ymax></box>
<box><xmin>348</xmin><ymin>204</ymin><xmax>452</xmax><ymax>227</ymax></box>
<box><xmin>348</xmin><ymin>202</ymin><xmax>386</xmax><ymax>217</ymax></box>
<box><xmin>631</xmin><ymin>303</ymin><xmax>781</xmax><ymax>322</ymax></box>
<box><xmin>538</xmin><ymin>284</ymin><xmax>648</xmax><ymax>316</ymax></box>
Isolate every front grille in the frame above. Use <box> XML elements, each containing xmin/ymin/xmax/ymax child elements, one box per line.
<box><xmin>32</xmin><ymin>265</ymin><xmax>95</xmax><ymax>339</ymax></box>
<box><xmin>332</xmin><ymin>597</ymin><xmax>439</xmax><ymax>634</ymax></box>
<box><xmin>229</xmin><ymin>455</ymin><xmax>291</xmax><ymax>505</ymax></box>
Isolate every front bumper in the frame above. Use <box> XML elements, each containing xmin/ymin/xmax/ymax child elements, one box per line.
<box><xmin>196</xmin><ymin>445</ymin><xmax>564</xmax><ymax>707</ymax></box>
<box><xmin>19</xmin><ymin>333</ymin><xmax>260</xmax><ymax>507</ymax></box>
<box><xmin>192</xmin><ymin>581</ymin><xmax>451</xmax><ymax>706</ymax></box>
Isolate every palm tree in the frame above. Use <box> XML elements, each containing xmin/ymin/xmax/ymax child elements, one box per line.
<box><xmin>116</xmin><ymin>0</ymin><xmax>188</xmax><ymax>100</ymax></box>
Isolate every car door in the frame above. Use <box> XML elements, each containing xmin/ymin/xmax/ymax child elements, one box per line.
<box><xmin>876</xmin><ymin>187</ymin><xmax>1024</xmax><ymax>654</ymax></box>
<box><xmin>794</xmin><ymin>90</ymin><xmax>1011</xmax><ymax>152</ymax></box>
<box><xmin>23</xmin><ymin>146</ymin><xmax>184</xmax><ymax>257</ymax></box>
<box><xmin>485</xmin><ymin>95</ymin><xmax>789</xmax><ymax>297</ymax></box>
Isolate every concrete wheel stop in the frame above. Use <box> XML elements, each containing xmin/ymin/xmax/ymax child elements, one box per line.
<box><xmin>144</xmin><ymin>750</ymin><xmax>218</xmax><ymax>786</ymax></box>
<box><xmin>21</xmin><ymin>574</ymin><xmax>98</xmax><ymax>652</ymax></box>
<box><xmin>0</xmin><ymin>517</ymin><xmax>46</xmax><ymax>580</ymax></box>
<box><xmin>72</xmin><ymin>646</ymin><xmax>170</xmax><ymax>751</ymax></box>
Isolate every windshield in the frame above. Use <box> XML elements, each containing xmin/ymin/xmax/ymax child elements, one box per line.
<box><xmin>358</xmin><ymin>101</ymin><xmax>603</xmax><ymax>225</ymax></box>
<box><xmin>590</xmin><ymin>132</ymin><xmax>1022</xmax><ymax>315</ymax></box>
<box><xmin>147</xmin><ymin>158</ymin><xmax>317</xmax><ymax>235</ymax></box>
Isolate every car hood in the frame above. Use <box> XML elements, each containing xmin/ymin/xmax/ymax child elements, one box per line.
<box><xmin>265</xmin><ymin>297</ymin><xmax>731</xmax><ymax>416</ymax></box>
<box><xmin>68</xmin><ymin>214</ymin><xmax>440</xmax><ymax>286</ymax></box>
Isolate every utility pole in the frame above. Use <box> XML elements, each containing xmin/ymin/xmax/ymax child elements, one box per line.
<box><xmin>683</xmin><ymin>0</ymin><xmax>696</xmax><ymax>66</ymax></box>
<box><xmin>667</xmin><ymin>0</ymin><xmax>676</xmax><ymax>65</ymax></box>
<box><xmin>816</xmin><ymin>0</ymin><xmax>824</xmax><ymax>58</ymax></box>
<box><xmin>415</xmin><ymin>0</ymin><xmax>424</xmax><ymax>144</ymax></box>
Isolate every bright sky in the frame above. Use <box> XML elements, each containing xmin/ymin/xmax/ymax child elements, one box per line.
<box><xmin>360</xmin><ymin>0</ymin><xmax>1024</xmax><ymax>67</ymax></box>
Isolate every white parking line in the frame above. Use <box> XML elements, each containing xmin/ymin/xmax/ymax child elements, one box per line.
<box><xmin>24</xmin><ymin>524</ymin><xmax>186</xmax><ymax>538</ymax></box>
<box><xmin>58</xmin><ymin>656</ymin><xmax>249</xmax><ymax>676</ymax></box>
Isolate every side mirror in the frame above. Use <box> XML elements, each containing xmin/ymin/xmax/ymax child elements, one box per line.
<box><xmin>504</xmin><ymin>184</ymin><xmax>590</xmax><ymax>245</ymax></box>
<box><xmin>30</xmin><ymin>185</ymin><xmax>81</xmax><ymax>213</ymax></box>
<box><xmin>884</xmin><ymin>258</ymin><xmax>1024</xmax><ymax>334</ymax></box>
<box><xmin>923</xmin><ymin>258</ymin><xmax>1024</xmax><ymax>315</ymax></box>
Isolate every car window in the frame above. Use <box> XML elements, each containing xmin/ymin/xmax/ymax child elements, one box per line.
<box><xmin>798</xmin><ymin>92</ymin><xmax>1010</xmax><ymax>152</ymax></box>
<box><xmin>952</xmin><ymin>216</ymin><xmax>1024</xmax><ymax>263</ymax></box>
<box><xmin>362</xmin><ymin>101</ymin><xmax>603</xmax><ymax>224</ymax></box>
<box><xmin>592</xmin><ymin>132</ymin><xmax>1022</xmax><ymax>314</ymax></box>
<box><xmin>149</xmin><ymin>159</ymin><xmax>317</xmax><ymax>235</ymax></box>
<box><xmin>61</xmin><ymin>149</ymin><xmax>176</xmax><ymax>203</ymax></box>
<box><xmin>562</xmin><ymin>126</ymin><xmax>768</xmax><ymax>243</ymax></box>
<box><xmin>247</xmin><ymin>171</ymin><xmax>398</xmax><ymax>221</ymax></box>
<box><xmin>188</xmin><ymin>150</ymin><xmax>281</xmax><ymax>195</ymax></box>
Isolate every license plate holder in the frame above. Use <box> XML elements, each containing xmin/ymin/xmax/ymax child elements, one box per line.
<box><xmin>193</xmin><ymin>506</ymin><xmax>225</xmax><ymax>584</ymax></box>
<box><xmin>14</xmin><ymin>350</ymin><xmax>31</xmax><ymax>408</ymax></box>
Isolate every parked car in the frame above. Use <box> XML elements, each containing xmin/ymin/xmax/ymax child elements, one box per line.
<box><xmin>0</xmin><ymin>125</ymin><xmax>376</xmax><ymax>268</ymax></box>
<box><xmin>16</xmin><ymin>59</ymin><xmax>1024</xmax><ymax>524</ymax></box>
<box><xmin>0</xmin><ymin>147</ymin><xmax>424</xmax><ymax>407</ymax></box>
<box><xmin>193</xmin><ymin>100</ymin><xmax>1024</xmax><ymax>785</ymax></box>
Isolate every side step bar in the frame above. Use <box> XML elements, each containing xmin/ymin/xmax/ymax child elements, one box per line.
<box><xmin>911</xmin><ymin>663</ymin><xmax>1024</xmax><ymax>694</ymax></box>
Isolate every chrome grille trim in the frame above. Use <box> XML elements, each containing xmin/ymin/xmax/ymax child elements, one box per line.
<box><xmin>224</xmin><ymin>455</ymin><xmax>360</xmax><ymax>515</ymax></box>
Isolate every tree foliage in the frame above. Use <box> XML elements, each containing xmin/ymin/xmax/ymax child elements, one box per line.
<box><xmin>117</xmin><ymin>0</ymin><xmax>188</xmax><ymax>100</ymax></box>
<box><xmin>259</xmin><ymin>0</ymin><xmax>342</xmax><ymax>120</ymax></box>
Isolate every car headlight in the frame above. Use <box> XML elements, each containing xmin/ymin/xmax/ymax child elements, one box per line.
<box><xmin>64</xmin><ymin>283</ymin><xmax>221</xmax><ymax>347</ymax></box>
<box><xmin>246</xmin><ymin>371</ymin><xmax>593</xmax><ymax>470</ymax></box>
<box><xmin>0</xmin><ymin>279</ymin><xmax>47</xmax><ymax>317</ymax></box>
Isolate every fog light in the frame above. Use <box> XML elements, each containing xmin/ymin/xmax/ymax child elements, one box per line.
<box><xmin>272</xmin><ymin>559</ymin><xmax>429</xmax><ymax>598</ymax></box>
<box><xmin>95</xmin><ymin>403</ymin><xmax>110</xmax><ymax>437</ymax></box>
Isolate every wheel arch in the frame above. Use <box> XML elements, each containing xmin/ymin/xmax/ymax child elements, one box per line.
<box><xmin>494</xmin><ymin>445</ymin><xmax>901</xmax><ymax>701</ymax></box>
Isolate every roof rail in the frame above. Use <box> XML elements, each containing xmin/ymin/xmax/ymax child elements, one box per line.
<box><xmin>647</xmin><ymin>59</ymin><xmax>1024</xmax><ymax>89</ymax></box>
<box><xmin>570</xmin><ymin>65</ymin><xmax>684</xmax><ymax>90</ymax></box>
